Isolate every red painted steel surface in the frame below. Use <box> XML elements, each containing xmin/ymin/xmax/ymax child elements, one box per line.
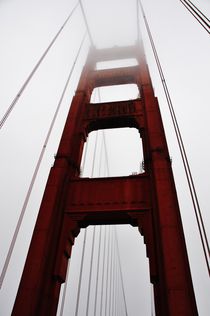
<box><xmin>65</xmin><ymin>175</ymin><xmax>150</xmax><ymax>226</ymax></box>
<box><xmin>12</xmin><ymin>45</ymin><xmax>198</xmax><ymax>315</ymax></box>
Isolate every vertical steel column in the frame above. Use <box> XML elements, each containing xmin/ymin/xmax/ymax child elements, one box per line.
<box><xmin>12</xmin><ymin>44</ymin><xmax>198</xmax><ymax>316</ymax></box>
<box><xmin>12</xmin><ymin>56</ymin><xmax>94</xmax><ymax>316</ymax></box>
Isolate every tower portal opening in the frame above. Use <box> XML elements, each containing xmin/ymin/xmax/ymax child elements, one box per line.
<box><xmin>81</xmin><ymin>127</ymin><xmax>144</xmax><ymax>178</ymax></box>
<box><xmin>57</xmin><ymin>224</ymin><xmax>152</xmax><ymax>316</ymax></box>
<box><xmin>96</xmin><ymin>58</ymin><xmax>138</xmax><ymax>70</ymax></box>
<box><xmin>90</xmin><ymin>84</ymin><xmax>140</xmax><ymax>103</ymax></box>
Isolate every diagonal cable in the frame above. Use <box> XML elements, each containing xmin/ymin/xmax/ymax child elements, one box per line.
<box><xmin>0</xmin><ymin>2</ymin><xmax>80</xmax><ymax>130</ymax></box>
<box><xmin>0</xmin><ymin>32</ymin><xmax>87</xmax><ymax>288</ymax></box>
<box><xmin>138</xmin><ymin>0</ymin><xmax>210</xmax><ymax>274</ymax></box>
<box><xmin>179</xmin><ymin>0</ymin><xmax>210</xmax><ymax>34</ymax></box>
<box><xmin>79</xmin><ymin>0</ymin><xmax>94</xmax><ymax>45</ymax></box>
<box><xmin>186</xmin><ymin>0</ymin><xmax>210</xmax><ymax>23</ymax></box>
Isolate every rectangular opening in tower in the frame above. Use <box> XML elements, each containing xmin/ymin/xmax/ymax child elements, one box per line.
<box><xmin>91</xmin><ymin>84</ymin><xmax>140</xmax><ymax>103</ymax></box>
<box><xmin>80</xmin><ymin>127</ymin><xmax>144</xmax><ymax>178</ymax></box>
<box><xmin>57</xmin><ymin>225</ymin><xmax>152</xmax><ymax>315</ymax></box>
<box><xmin>96</xmin><ymin>58</ymin><xmax>138</xmax><ymax>70</ymax></box>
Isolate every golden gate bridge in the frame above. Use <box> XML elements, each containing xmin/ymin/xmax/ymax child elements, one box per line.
<box><xmin>0</xmin><ymin>0</ymin><xmax>209</xmax><ymax>315</ymax></box>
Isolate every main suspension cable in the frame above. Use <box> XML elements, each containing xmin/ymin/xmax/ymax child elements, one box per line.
<box><xmin>59</xmin><ymin>258</ymin><xmax>71</xmax><ymax>316</ymax></box>
<box><xmin>186</xmin><ymin>0</ymin><xmax>210</xmax><ymax>23</ymax></box>
<box><xmin>0</xmin><ymin>33</ymin><xmax>87</xmax><ymax>289</ymax></box>
<box><xmin>0</xmin><ymin>2</ymin><xmax>80</xmax><ymax>130</ymax></box>
<box><xmin>136</xmin><ymin>0</ymin><xmax>140</xmax><ymax>42</ymax></box>
<box><xmin>138</xmin><ymin>0</ymin><xmax>210</xmax><ymax>275</ymax></box>
<box><xmin>79</xmin><ymin>0</ymin><xmax>94</xmax><ymax>46</ymax></box>
<box><xmin>179</xmin><ymin>0</ymin><xmax>210</xmax><ymax>34</ymax></box>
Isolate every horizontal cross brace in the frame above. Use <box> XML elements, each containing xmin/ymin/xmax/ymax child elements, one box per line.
<box><xmin>65</xmin><ymin>174</ymin><xmax>150</xmax><ymax>226</ymax></box>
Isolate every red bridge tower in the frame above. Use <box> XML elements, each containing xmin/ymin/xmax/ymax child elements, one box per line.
<box><xmin>12</xmin><ymin>43</ymin><xmax>198</xmax><ymax>315</ymax></box>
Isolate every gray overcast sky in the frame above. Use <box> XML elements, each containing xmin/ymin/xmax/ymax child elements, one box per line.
<box><xmin>0</xmin><ymin>0</ymin><xmax>209</xmax><ymax>315</ymax></box>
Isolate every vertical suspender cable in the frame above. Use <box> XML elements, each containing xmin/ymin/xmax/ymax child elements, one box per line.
<box><xmin>115</xmin><ymin>243</ymin><xmax>120</xmax><ymax>316</ymax></box>
<box><xmin>91</xmin><ymin>131</ymin><xmax>99</xmax><ymax>177</ymax></box>
<box><xmin>59</xmin><ymin>258</ymin><xmax>70</xmax><ymax>316</ymax></box>
<box><xmin>79</xmin><ymin>85</ymin><xmax>104</xmax><ymax>315</ymax></box>
<box><xmin>109</xmin><ymin>228</ymin><xmax>115</xmax><ymax>316</ymax></box>
<box><xmin>105</xmin><ymin>225</ymin><xmax>111</xmax><ymax>316</ymax></box>
<box><xmin>97</xmin><ymin>89</ymin><xmax>103</xmax><ymax>177</ymax></box>
<box><xmin>138</xmin><ymin>0</ymin><xmax>210</xmax><ymax>275</ymax></box>
<box><xmin>102</xmin><ymin>131</ymin><xmax>110</xmax><ymax>177</ymax></box>
<box><xmin>97</xmin><ymin>88</ymin><xmax>110</xmax><ymax>178</ymax></box>
<box><xmin>98</xmin><ymin>131</ymin><xmax>104</xmax><ymax>177</ymax></box>
<box><xmin>114</xmin><ymin>227</ymin><xmax>128</xmax><ymax>316</ymax></box>
<box><xmin>115</xmin><ymin>255</ymin><xmax>120</xmax><ymax>316</ymax></box>
<box><xmin>90</xmin><ymin>88</ymin><xmax>100</xmax><ymax>177</ymax></box>
<box><xmin>108</xmin><ymin>228</ymin><xmax>113</xmax><ymax>315</ymax></box>
<box><xmin>93</xmin><ymin>225</ymin><xmax>102</xmax><ymax>316</ymax></box>
<box><xmin>112</xmin><ymin>243</ymin><xmax>117</xmax><ymax>316</ymax></box>
<box><xmin>100</xmin><ymin>226</ymin><xmax>107</xmax><ymax>316</ymax></box>
<box><xmin>81</xmin><ymin>88</ymin><xmax>99</xmax><ymax>175</ymax></box>
<box><xmin>74</xmin><ymin>79</ymin><xmax>99</xmax><ymax>315</ymax></box>
<box><xmin>86</xmin><ymin>226</ymin><xmax>96</xmax><ymax>315</ymax></box>
<box><xmin>75</xmin><ymin>229</ymin><xmax>87</xmax><ymax>316</ymax></box>
<box><xmin>0</xmin><ymin>2</ymin><xmax>80</xmax><ymax>130</ymax></box>
<box><xmin>81</xmin><ymin>136</ymin><xmax>89</xmax><ymax>176</ymax></box>
<box><xmin>114</xmin><ymin>236</ymin><xmax>118</xmax><ymax>316</ymax></box>
<box><xmin>86</xmin><ymin>90</ymin><xmax>101</xmax><ymax>314</ymax></box>
<box><xmin>0</xmin><ymin>33</ymin><xmax>87</xmax><ymax>289</ymax></box>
